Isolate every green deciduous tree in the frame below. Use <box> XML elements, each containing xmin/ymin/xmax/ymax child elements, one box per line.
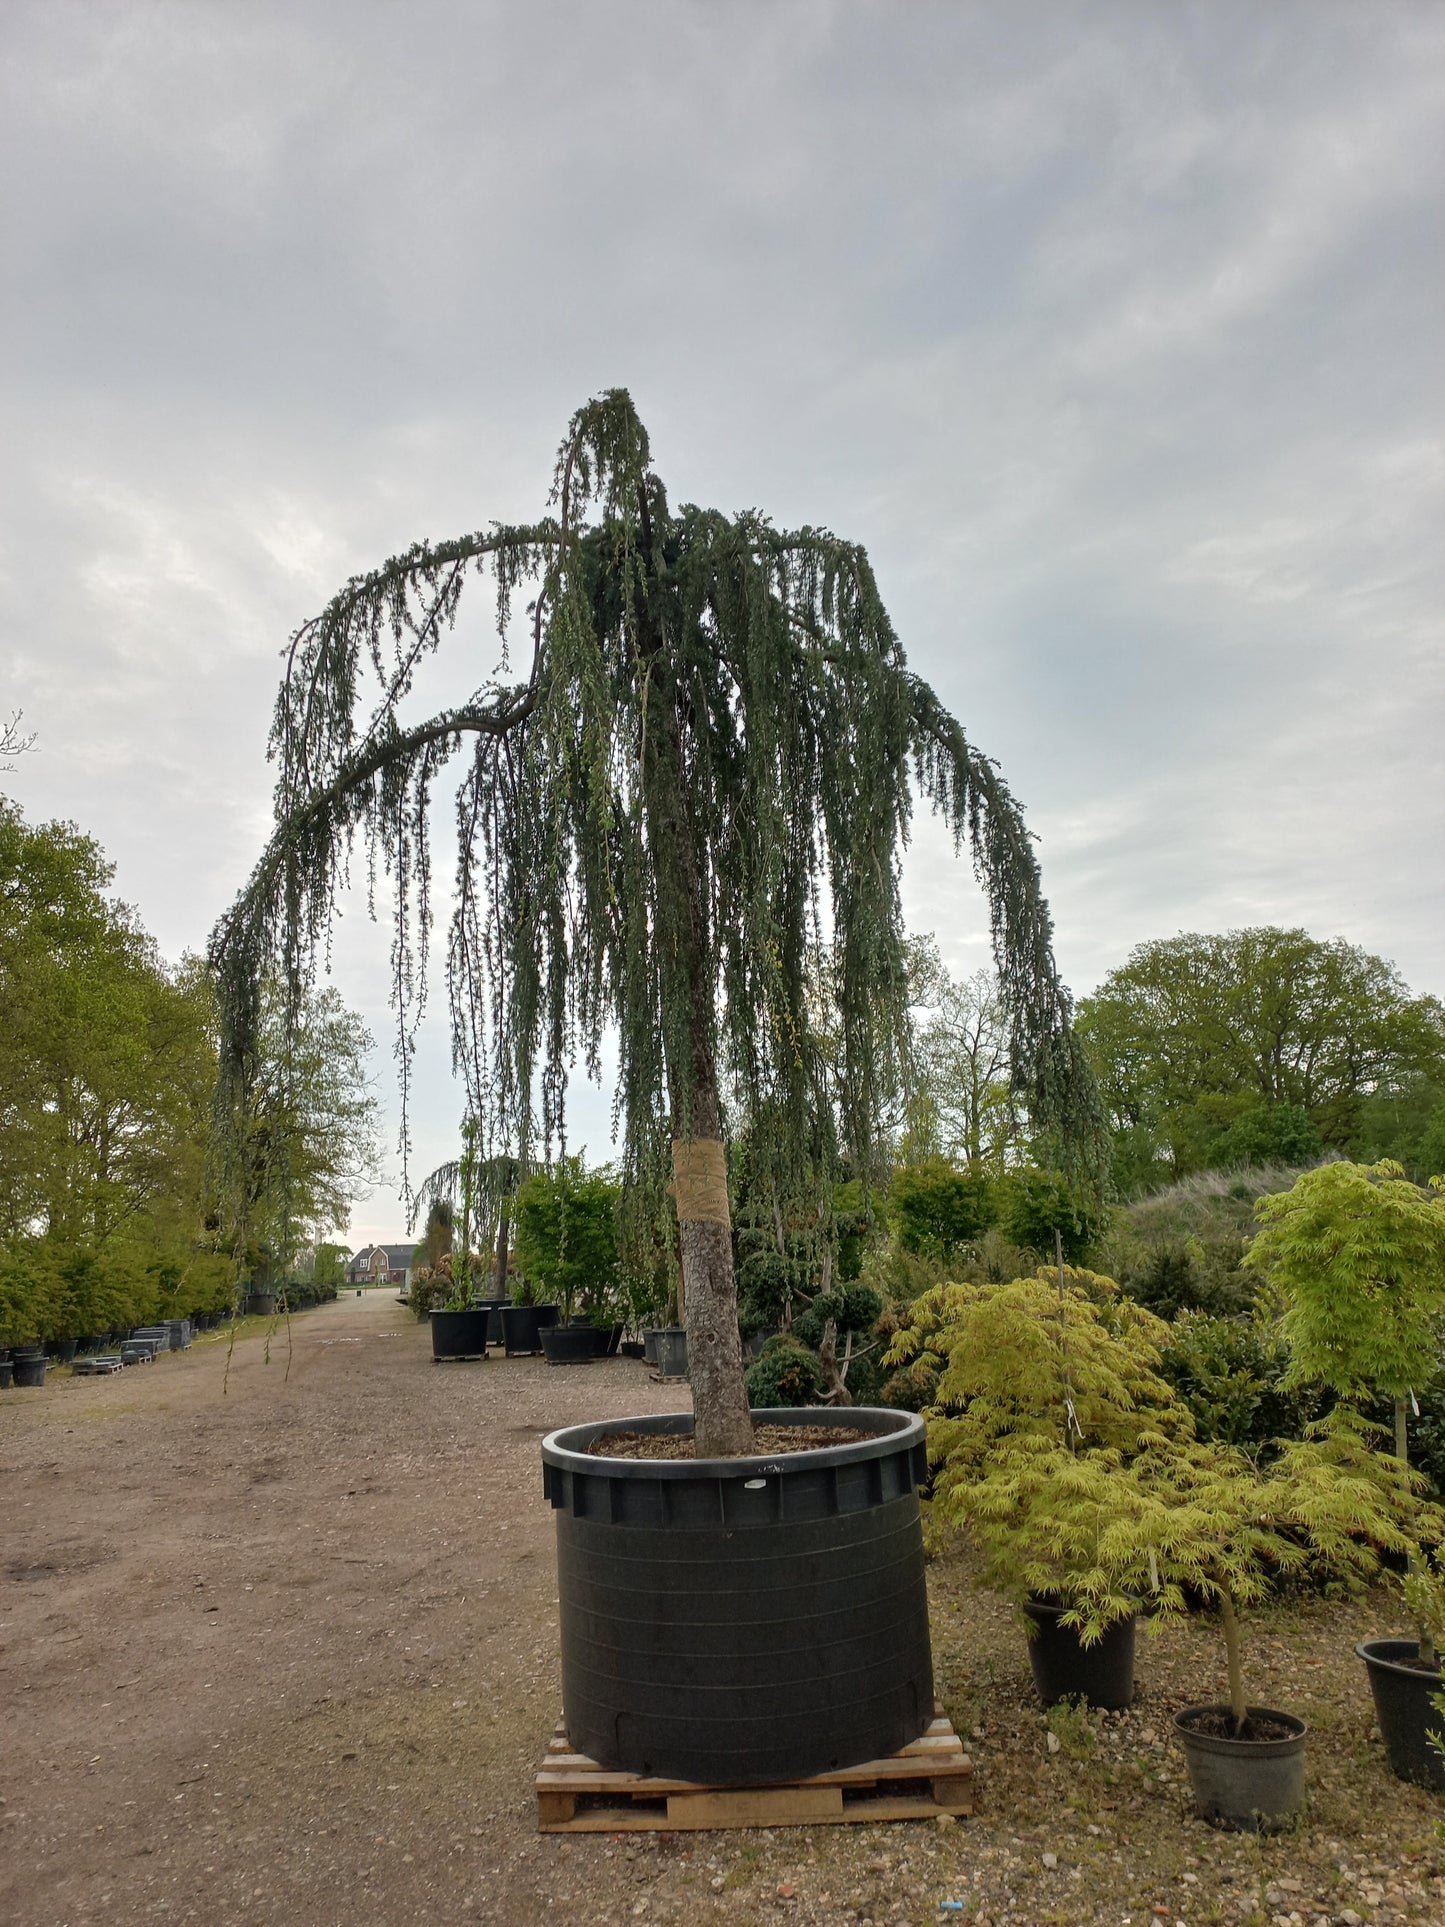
<box><xmin>211</xmin><ymin>390</ymin><xmax>1100</xmax><ymax>1454</ymax></box>
<box><xmin>903</xmin><ymin>939</ymin><xmax>1021</xmax><ymax>1166</ymax></box>
<box><xmin>512</xmin><ymin>1155</ymin><xmax>621</xmax><ymax>1324</ymax></box>
<box><xmin>1078</xmin><ymin>929</ymin><xmax>1445</xmax><ymax>1188</ymax></box>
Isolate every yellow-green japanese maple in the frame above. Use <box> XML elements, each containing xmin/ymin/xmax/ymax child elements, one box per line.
<box><xmin>1139</xmin><ymin>1413</ymin><xmax>1438</xmax><ymax>1732</ymax></box>
<box><xmin>885</xmin><ymin>1268</ymin><xmax>1189</xmax><ymax>1636</ymax></box>
<box><xmin>1245</xmin><ymin>1158</ymin><xmax>1445</xmax><ymax>1658</ymax></box>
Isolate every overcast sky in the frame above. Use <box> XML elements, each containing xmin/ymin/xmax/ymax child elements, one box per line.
<box><xmin>3</xmin><ymin>1</ymin><xmax>1442</xmax><ymax>1247</ymax></box>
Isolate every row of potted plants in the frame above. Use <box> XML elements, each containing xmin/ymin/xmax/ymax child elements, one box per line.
<box><xmin>882</xmin><ymin>1162</ymin><xmax>1445</xmax><ymax>1827</ymax></box>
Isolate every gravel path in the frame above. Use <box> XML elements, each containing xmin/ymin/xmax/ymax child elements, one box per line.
<box><xmin>2</xmin><ymin>1294</ymin><xmax>1443</xmax><ymax>1927</ymax></box>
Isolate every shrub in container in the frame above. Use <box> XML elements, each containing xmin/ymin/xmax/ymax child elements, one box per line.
<box><xmin>1245</xmin><ymin>1158</ymin><xmax>1445</xmax><ymax>1783</ymax></box>
<box><xmin>886</xmin><ymin>1266</ymin><xmax>1186</xmax><ymax>1707</ymax></box>
<box><xmin>1143</xmin><ymin>1413</ymin><xmax>1435</xmax><ymax>1828</ymax></box>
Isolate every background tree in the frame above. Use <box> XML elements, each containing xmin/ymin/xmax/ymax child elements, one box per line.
<box><xmin>903</xmin><ymin>938</ymin><xmax>1021</xmax><ymax>1166</ymax></box>
<box><xmin>218</xmin><ymin>979</ymin><xmax>383</xmax><ymax>1285</ymax></box>
<box><xmin>512</xmin><ymin>1156</ymin><xmax>622</xmax><ymax>1324</ymax></box>
<box><xmin>0</xmin><ymin>709</ymin><xmax>36</xmax><ymax>777</ymax></box>
<box><xmin>212</xmin><ymin>389</ymin><xmax>1101</xmax><ymax>1454</ymax></box>
<box><xmin>1079</xmin><ymin>928</ymin><xmax>1445</xmax><ymax>1190</ymax></box>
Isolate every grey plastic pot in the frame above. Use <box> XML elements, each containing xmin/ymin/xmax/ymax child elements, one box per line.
<box><xmin>1173</xmin><ymin>1704</ymin><xmax>1307</xmax><ymax>1831</ymax></box>
<box><xmin>654</xmin><ymin>1326</ymin><xmax>688</xmax><ymax>1378</ymax></box>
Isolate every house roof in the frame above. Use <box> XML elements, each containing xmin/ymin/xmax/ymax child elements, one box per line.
<box><xmin>350</xmin><ymin>1243</ymin><xmax>415</xmax><ymax>1268</ymax></box>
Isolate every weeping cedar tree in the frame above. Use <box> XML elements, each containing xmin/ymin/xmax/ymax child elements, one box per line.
<box><xmin>210</xmin><ymin>390</ymin><xmax>1102</xmax><ymax>1455</ymax></box>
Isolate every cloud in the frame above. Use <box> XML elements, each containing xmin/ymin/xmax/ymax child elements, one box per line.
<box><xmin>2</xmin><ymin>0</ymin><xmax>1440</xmax><ymax>1241</ymax></box>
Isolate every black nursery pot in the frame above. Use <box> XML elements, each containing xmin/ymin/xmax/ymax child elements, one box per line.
<box><xmin>500</xmin><ymin>1303</ymin><xmax>544</xmax><ymax>1355</ymax></box>
<box><xmin>541</xmin><ymin>1407</ymin><xmax>935</xmax><ymax>1784</ymax></box>
<box><xmin>0</xmin><ymin>1359</ymin><xmax>13</xmax><ymax>1389</ymax></box>
<box><xmin>1023</xmin><ymin>1599</ymin><xmax>1136</xmax><ymax>1710</ymax></box>
<box><xmin>429</xmin><ymin>1307</ymin><xmax>491</xmax><ymax>1360</ymax></box>
<box><xmin>541</xmin><ymin>1323</ymin><xmax>606</xmax><ymax>1365</ymax></box>
<box><xmin>13</xmin><ymin>1353</ymin><xmax>49</xmax><ymax>1388</ymax></box>
<box><xmin>1356</xmin><ymin>1639</ymin><xmax>1445</xmax><ymax>1790</ymax></box>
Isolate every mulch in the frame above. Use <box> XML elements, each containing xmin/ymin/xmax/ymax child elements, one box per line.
<box><xmin>584</xmin><ymin>1423</ymin><xmax>870</xmax><ymax>1459</ymax></box>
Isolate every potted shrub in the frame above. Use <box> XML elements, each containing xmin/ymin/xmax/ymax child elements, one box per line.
<box><xmin>886</xmin><ymin>1266</ymin><xmax>1187</xmax><ymax>1708</ymax></box>
<box><xmin>1245</xmin><ymin>1158</ymin><xmax>1445</xmax><ymax>1784</ymax></box>
<box><xmin>1143</xmin><ymin>1413</ymin><xmax>1433</xmax><ymax>1829</ymax></box>
<box><xmin>426</xmin><ymin>1255</ymin><xmax>491</xmax><ymax>1361</ymax></box>
<box><xmin>514</xmin><ymin>1158</ymin><xmax>623</xmax><ymax>1365</ymax></box>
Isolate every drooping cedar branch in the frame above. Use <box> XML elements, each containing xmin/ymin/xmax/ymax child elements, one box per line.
<box><xmin>211</xmin><ymin>389</ymin><xmax>1103</xmax><ymax>1452</ymax></box>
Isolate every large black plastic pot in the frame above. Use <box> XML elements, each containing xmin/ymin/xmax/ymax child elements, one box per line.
<box><xmin>13</xmin><ymin>1354</ymin><xmax>49</xmax><ymax>1388</ymax></box>
<box><xmin>48</xmin><ymin>1338</ymin><xmax>79</xmax><ymax>1364</ymax></box>
<box><xmin>1173</xmin><ymin>1705</ymin><xmax>1307</xmax><ymax>1830</ymax></box>
<box><xmin>541</xmin><ymin>1323</ymin><xmax>606</xmax><ymax>1366</ymax></box>
<box><xmin>1356</xmin><ymin>1639</ymin><xmax>1445</xmax><ymax>1789</ymax></box>
<box><xmin>470</xmin><ymin>1297</ymin><xmax>509</xmax><ymax>1347</ymax></box>
<box><xmin>248</xmin><ymin>1293</ymin><xmax>277</xmax><ymax>1317</ymax></box>
<box><xmin>501</xmin><ymin>1303</ymin><xmax>548</xmax><ymax>1355</ymax></box>
<box><xmin>541</xmin><ymin>1406</ymin><xmax>935</xmax><ymax>1784</ymax></box>
<box><xmin>1023</xmin><ymin>1599</ymin><xmax>1136</xmax><ymax>1709</ymax></box>
<box><xmin>0</xmin><ymin>1359</ymin><xmax>13</xmax><ymax>1389</ymax></box>
<box><xmin>429</xmin><ymin>1308</ymin><xmax>491</xmax><ymax>1360</ymax></box>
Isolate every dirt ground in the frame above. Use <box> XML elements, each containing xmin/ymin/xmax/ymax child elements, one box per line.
<box><xmin>3</xmin><ymin>1293</ymin><xmax>1443</xmax><ymax>1927</ymax></box>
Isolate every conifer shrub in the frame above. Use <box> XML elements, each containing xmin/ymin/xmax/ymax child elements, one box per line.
<box><xmin>744</xmin><ymin>1334</ymin><xmax>825</xmax><ymax>1408</ymax></box>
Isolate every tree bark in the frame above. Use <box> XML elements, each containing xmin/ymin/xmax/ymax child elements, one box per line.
<box><xmin>633</xmin><ymin>484</ymin><xmax>754</xmax><ymax>1458</ymax></box>
<box><xmin>1219</xmin><ymin>1592</ymin><xmax>1248</xmax><ymax>1734</ymax></box>
<box><xmin>493</xmin><ymin>1200</ymin><xmax>510</xmax><ymax>1298</ymax></box>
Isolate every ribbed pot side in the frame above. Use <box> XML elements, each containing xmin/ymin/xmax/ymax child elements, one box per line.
<box><xmin>541</xmin><ymin>1407</ymin><xmax>935</xmax><ymax>1785</ymax></box>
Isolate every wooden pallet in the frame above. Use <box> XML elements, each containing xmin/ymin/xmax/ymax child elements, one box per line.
<box><xmin>536</xmin><ymin>1707</ymin><xmax>972</xmax><ymax>1832</ymax></box>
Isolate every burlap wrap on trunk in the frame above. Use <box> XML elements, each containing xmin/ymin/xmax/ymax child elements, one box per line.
<box><xmin>669</xmin><ymin>1137</ymin><xmax>731</xmax><ymax>1227</ymax></box>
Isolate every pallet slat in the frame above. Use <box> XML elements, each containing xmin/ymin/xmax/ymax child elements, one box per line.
<box><xmin>536</xmin><ymin>1712</ymin><xmax>973</xmax><ymax>1832</ymax></box>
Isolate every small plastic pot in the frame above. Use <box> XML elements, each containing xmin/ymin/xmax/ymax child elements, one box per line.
<box><xmin>1173</xmin><ymin>1704</ymin><xmax>1307</xmax><ymax>1831</ymax></box>
<box><xmin>1356</xmin><ymin>1639</ymin><xmax>1445</xmax><ymax>1790</ymax></box>
<box><xmin>1022</xmin><ymin>1599</ymin><xmax>1136</xmax><ymax>1710</ymax></box>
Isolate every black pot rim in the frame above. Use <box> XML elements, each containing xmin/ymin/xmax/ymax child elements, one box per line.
<box><xmin>1355</xmin><ymin>1637</ymin><xmax>1443</xmax><ymax>1681</ymax></box>
<box><xmin>542</xmin><ymin>1405</ymin><xmax>924</xmax><ymax>1482</ymax></box>
<box><xmin>1023</xmin><ymin>1596</ymin><xmax>1139</xmax><ymax>1628</ymax></box>
<box><xmin>1173</xmin><ymin>1703</ymin><xmax>1307</xmax><ymax>1755</ymax></box>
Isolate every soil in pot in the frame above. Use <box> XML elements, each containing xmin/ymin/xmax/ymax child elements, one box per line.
<box><xmin>1356</xmin><ymin>1639</ymin><xmax>1445</xmax><ymax>1790</ymax></box>
<box><xmin>1173</xmin><ymin>1704</ymin><xmax>1307</xmax><ymax>1830</ymax></box>
<box><xmin>1023</xmin><ymin>1599</ymin><xmax>1136</xmax><ymax>1710</ymax></box>
<box><xmin>543</xmin><ymin>1407</ymin><xmax>934</xmax><ymax>1784</ymax></box>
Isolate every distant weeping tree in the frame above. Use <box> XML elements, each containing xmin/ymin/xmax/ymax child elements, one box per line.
<box><xmin>211</xmin><ymin>389</ymin><xmax>1101</xmax><ymax>1455</ymax></box>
